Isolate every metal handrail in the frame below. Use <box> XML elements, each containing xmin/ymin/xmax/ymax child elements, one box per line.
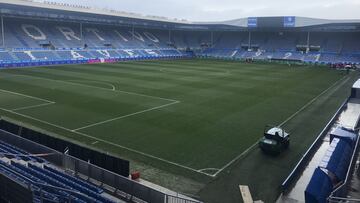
<box><xmin>281</xmin><ymin>99</ymin><xmax>348</xmax><ymax>191</ymax></box>
<box><xmin>328</xmin><ymin>197</ymin><xmax>360</xmax><ymax>203</ymax></box>
<box><xmin>0</xmin><ymin>161</ymin><xmax>97</xmax><ymax>202</ymax></box>
<box><xmin>328</xmin><ymin>128</ymin><xmax>360</xmax><ymax>201</ymax></box>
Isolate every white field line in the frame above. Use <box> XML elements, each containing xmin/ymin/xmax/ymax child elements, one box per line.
<box><xmin>3</xmin><ymin>71</ymin><xmax>346</xmax><ymax>177</ymax></box>
<box><xmin>0</xmin><ymin>89</ymin><xmax>56</xmax><ymax>111</ymax></box>
<box><xmin>0</xmin><ymin>107</ymin><xmax>213</xmax><ymax>177</ymax></box>
<box><xmin>12</xmin><ymin>102</ymin><xmax>55</xmax><ymax>111</ymax></box>
<box><xmin>159</xmin><ymin>67</ymin><xmax>230</xmax><ymax>76</ymax></box>
<box><xmin>212</xmin><ymin>141</ymin><xmax>259</xmax><ymax>177</ymax></box>
<box><xmin>278</xmin><ymin>76</ymin><xmax>349</xmax><ymax>127</ymax></box>
<box><xmin>4</xmin><ymin>73</ymin><xmax>179</xmax><ymax>103</ymax></box>
<box><xmin>197</xmin><ymin>168</ymin><xmax>220</xmax><ymax>173</ymax></box>
<box><xmin>0</xmin><ymin>89</ymin><xmax>53</xmax><ymax>103</ymax></box>
<box><xmin>0</xmin><ymin>75</ymin><xmax>18</xmax><ymax>80</ymax></box>
<box><xmin>67</xmin><ymin>80</ymin><xmax>116</xmax><ymax>91</ymax></box>
<box><xmin>0</xmin><ymin>74</ymin><xmax>202</xmax><ymax>175</ymax></box>
<box><xmin>212</xmin><ymin>76</ymin><xmax>349</xmax><ymax>177</ymax></box>
<box><xmin>73</xmin><ymin>101</ymin><xmax>180</xmax><ymax>131</ymax></box>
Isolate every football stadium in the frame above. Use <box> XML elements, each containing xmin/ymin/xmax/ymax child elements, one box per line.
<box><xmin>0</xmin><ymin>0</ymin><xmax>359</xmax><ymax>203</ymax></box>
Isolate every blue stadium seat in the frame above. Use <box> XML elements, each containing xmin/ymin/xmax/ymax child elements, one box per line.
<box><xmin>43</xmin><ymin>165</ymin><xmax>103</xmax><ymax>194</ymax></box>
<box><xmin>0</xmin><ymin>140</ymin><xmax>46</xmax><ymax>163</ymax></box>
<box><xmin>0</xmin><ymin>17</ymin><xmax>359</xmax><ymax>67</ymax></box>
<box><xmin>0</xmin><ymin>142</ymin><xmax>113</xmax><ymax>203</ymax></box>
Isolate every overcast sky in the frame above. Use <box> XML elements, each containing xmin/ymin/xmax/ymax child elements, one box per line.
<box><xmin>49</xmin><ymin>0</ymin><xmax>360</xmax><ymax>22</ymax></box>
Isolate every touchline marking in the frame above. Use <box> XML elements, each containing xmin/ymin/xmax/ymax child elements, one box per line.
<box><xmin>278</xmin><ymin>76</ymin><xmax>349</xmax><ymax>127</ymax></box>
<box><xmin>0</xmin><ymin>107</ymin><xmax>213</xmax><ymax>178</ymax></box>
<box><xmin>73</xmin><ymin>101</ymin><xmax>180</xmax><ymax>131</ymax></box>
<box><xmin>4</xmin><ymin>73</ymin><xmax>179</xmax><ymax>103</ymax></box>
<box><xmin>212</xmin><ymin>141</ymin><xmax>259</xmax><ymax>177</ymax></box>
<box><xmin>212</xmin><ymin>75</ymin><xmax>349</xmax><ymax>177</ymax></box>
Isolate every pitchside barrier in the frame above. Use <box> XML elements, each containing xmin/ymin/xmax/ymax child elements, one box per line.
<box><xmin>0</xmin><ymin>122</ymin><xmax>202</xmax><ymax>203</ymax></box>
<box><xmin>328</xmin><ymin>130</ymin><xmax>360</xmax><ymax>201</ymax></box>
<box><xmin>281</xmin><ymin>99</ymin><xmax>348</xmax><ymax>192</ymax></box>
<box><xmin>1</xmin><ymin>167</ymin><xmax>97</xmax><ymax>203</ymax></box>
<box><xmin>198</xmin><ymin>54</ymin><xmax>356</xmax><ymax>66</ymax></box>
<box><xmin>0</xmin><ymin>55</ymin><xmax>189</xmax><ymax>69</ymax></box>
<box><xmin>0</xmin><ymin>119</ymin><xmax>130</xmax><ymax>177</ymax></box>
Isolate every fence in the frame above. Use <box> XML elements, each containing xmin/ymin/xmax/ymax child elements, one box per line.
<box><xmin>0</xmin><ymin>55</ymin><xmax>189</xmax><ymax>69</ymax></box>
<box><xmin>0</xmin><ymin>161</ymin><xmax>98</xmax><ymax>203</ymax></box>
<box><xmin>63</xmin><ymin>154</ymin><xmax>201</xmax><ymax>203</ymax></box>
<box><xmin>328</xmin><ymin>197</ymin><xmax>360</xmax><ymax>203</ymax></box>
<box><xmin>328</xmin><ymin>129</ymin><xmax>360</xmax><ymax>202</ymax></box>
<box><xmin>0</xmin><ymin>119</ymin><xmax>130</xmax><ymax>177</ymax></box>
<box><xmin>281</xmin><ymin>99</ymin><xmax>348</xmax><ymax>191</ymax></box>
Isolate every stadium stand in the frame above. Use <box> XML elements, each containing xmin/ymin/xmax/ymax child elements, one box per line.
<box><xmin>0</xmin><ymin>13</ymin><xmax>359</xmax><ymax>67</ymax></box>
<box><xmin>0</xmin><ymin>18</ymin><xmax>189</xmax><ymax>68</ymax></box>
<box><xmin>0</xmin><ymin>144</ymin><xmax>114</xmax><ymax>203</ymax></box>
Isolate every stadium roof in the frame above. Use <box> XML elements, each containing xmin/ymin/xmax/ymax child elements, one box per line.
<box><xmin>0</xmin><ymin>0</ymin><xmax>191</xmax><ymax>24</ymax></box>
<box><xmin>203</xmin><ymin>17</ymin><xmax>360</xmax><ymax>27</ymax></box>
<box><xmin>0</xmin><ymin>0</ymin><xmax>360</xmax><ymax>31</ymax></box>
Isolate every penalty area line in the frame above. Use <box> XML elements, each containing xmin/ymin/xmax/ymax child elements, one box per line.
<box><xmin>0</xmin><ymin>88</ymin><xmax>56</xmax><ymax>111</ymax></box>
<box><xmin>0</xmin><ymin>107</ymin><xmax>213</xmax><ymax>178</ymax></box>
<box><xmin>72</xmin><ymin>101</ymin><xmax>180</xmax><ymax>131</ymax></box>
<box><xmin>0</xmin><ymin>88</ymin><xmax>54</xmax><ymax>103</ymax></box>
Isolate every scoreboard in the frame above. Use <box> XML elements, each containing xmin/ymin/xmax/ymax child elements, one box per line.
<box><xmin>284</xmin><ymin>16</ymin><xmax>296</xmax><ymax>27</ymax></box>
<box><xmin>247</xmin><ymin>16</ymin><xmax>296</xmax><ymax>28</ymax></box>
<box><xmin>248</xmin><ymin>17</ymin><xmax>258</xmax><ymax>28</ymax></box>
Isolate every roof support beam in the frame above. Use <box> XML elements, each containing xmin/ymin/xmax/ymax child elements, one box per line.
<box><xmin>1</xmin><ymin>15</ymin><xmax>4</xmax><ymax>47</ymax></box>
<box><xmin>211</xmin><ymin>31</ymin><xmax>214</xmax><ymax>48</ymax></box>
<box><xmin>248</xmin><ymin>31</ymin><xmax>252</xmax><ymax>51</ymax></box>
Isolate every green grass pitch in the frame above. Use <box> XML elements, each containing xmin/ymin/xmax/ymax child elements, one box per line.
<box><xmin>0</xmin><ymin>59</ymin><xmax>354</xmax><ymax>202</ymax></box>
<box><xmin>0</xmin><ymin>60</ymin><xmax>346</xmax><ymax>172</ymax></box>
